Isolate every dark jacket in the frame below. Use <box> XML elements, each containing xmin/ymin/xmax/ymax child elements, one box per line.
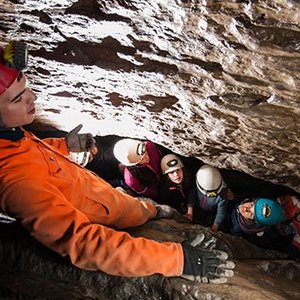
<box><xmin>188</xmin><ymin>184</ymin><xmax>229</xmax><ymax>226</ymax></box>
<box><xmin>230</xmin><ymin>204</ymin><xmax>266</xmax><ymax>236</ymax></box>
<box><xmin>158</xmin><ymin>170</ymin><xmax>192</xmax><ymax>214</ymax></box>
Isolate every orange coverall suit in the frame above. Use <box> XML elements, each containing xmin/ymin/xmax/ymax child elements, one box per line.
<box><xmin>0</xmin><ymin>129</ymin><xmax>183</xmax><ymax>277</ymax></box>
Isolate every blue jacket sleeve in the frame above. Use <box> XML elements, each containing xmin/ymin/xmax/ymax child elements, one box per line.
<box><xmin>214</xmin><ymin>197</ymin><xmax>227</xmax><ymax>225</ymax></box>
<box><xmin>230</xmin><ymin>207</ymin><xmax>243</xmax><ymax>235</ymax></box>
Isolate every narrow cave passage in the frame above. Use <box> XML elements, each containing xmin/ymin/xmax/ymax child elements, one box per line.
<box><xmin>24</xmin><ymin>118</ymin><xmax>299</xmax><ymax>258</ymax></box>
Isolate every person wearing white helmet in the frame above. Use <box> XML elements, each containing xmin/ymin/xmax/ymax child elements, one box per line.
<box><xmin>158</xmin><ymin>153</ymin><xmax>193</xmax><ymax>215</ymax></box>
<box><xmin>113</xmin><ymin>138</ymin><xmax>162</xmax><ymax>199</ymax></box>
<box><xmin>187</xmin><ymin>165</ymin><xmax>233</xmax><ymax>232</ymax></box>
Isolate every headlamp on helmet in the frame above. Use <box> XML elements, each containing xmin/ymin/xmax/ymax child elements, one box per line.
<box><xmin>160</xmin><ymin>154</ymin><xmax>184</xmax><ymax>174</ymax></box>
<box><xmin>4</xmin><ymin>41</ymin><xmax>28</xmax><ymax>70</ymax></box>
<box><xmin>254</xmin><ymin>198</ymin><xmax>284</xmax><ymax>226</ymax></box>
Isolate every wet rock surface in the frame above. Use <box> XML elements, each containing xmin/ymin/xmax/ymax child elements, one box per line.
<box><xmin>0</xmin><ymin>0</ymin><xmax>299</xmax><ymax>192</ymax></box>
<box><xmin>0</xmin><ymin>219</ymin><xmax>299</xmax><ymax>300</ymax></box>
<box><xmin>1</xmin><ymin>0</ymin><xmax>300</xmax><ymax>299</ymax></box>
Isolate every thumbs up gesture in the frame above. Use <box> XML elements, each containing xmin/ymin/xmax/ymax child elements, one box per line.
<box><xmin>66</xmin><ymin>124</ymin><xmax>96</xmax><ymax>152</ymax></box>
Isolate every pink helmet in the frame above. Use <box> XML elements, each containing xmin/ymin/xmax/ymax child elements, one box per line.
<box><xmin>0</xmin><ymin>47</ymin><xmax>19</xmax><ymax>95</ymax></box>
<box><xmin>0</xmin><ymin>41</ymin><xmax>28</xmax><ymax>95</ymax></box>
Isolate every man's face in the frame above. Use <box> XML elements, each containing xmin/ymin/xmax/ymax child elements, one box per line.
<box><xmin>0</xmin><ymin>73</ymin><xmax>37</xmax><ymax>128</ymax></box>
<box><xmin>238</xmin><ymin>201</ymin><xmax>255</xmax><ymax>220</ymax></box>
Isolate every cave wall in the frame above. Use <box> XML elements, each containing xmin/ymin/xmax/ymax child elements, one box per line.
<box><xmin>0</xmin><ymin>219</ymin><xmax>299</xmax><ymax>300</ymax></box>
<box><xmin>0</xmin><ymin>1</ymin><xmax>300</xmax><ymax>298</ymax></box>
<box><xmin>0</xmin><ymin>1</ymin><xmax>299</xmax><ymax>189</ymax></box>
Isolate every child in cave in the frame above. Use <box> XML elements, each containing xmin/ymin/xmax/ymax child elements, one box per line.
<box><xmin>231</xmin><ymin>196</ymin><xmax>300</xmax><ymax>259</ymax></box>
<box><xmin>113</xmin><ymin>138</ymin><xmax>162</xmax><ymax>200</ymax></box>
<box><xmin>186</xmin><ymin>164</ymin><xmax>235</xmax><ymax>232</ymax></box>
<box><xmin>157</xmin><ymin>154</ymin><xmax>193</xmax><ymax>215</ymax></box>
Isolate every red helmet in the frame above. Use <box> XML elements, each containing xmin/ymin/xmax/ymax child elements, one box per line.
<box><xmin>0</xmin><ymin>47</ymin><xmax>19</xmax><ymax>96</ymax></box>
<box><xmin>0</xmin><ymin>41</ymin><xmax>28</xmax><ymax>96</ymax></box>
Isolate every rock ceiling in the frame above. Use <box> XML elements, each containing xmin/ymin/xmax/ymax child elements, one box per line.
<box><xmin>0</xmin><ymin>0</ymin><xmax>299</xmax><ymax>193</ymax></box>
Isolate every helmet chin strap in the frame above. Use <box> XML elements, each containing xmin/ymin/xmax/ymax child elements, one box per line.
<box><xmin>68</xmin><ymin>151</ymin><xmax>91</xmax><ymax>167</ymax></box>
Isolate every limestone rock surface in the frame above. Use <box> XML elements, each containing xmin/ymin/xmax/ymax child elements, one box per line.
<box><xmin>0</xmin><ymin>219</ymin><xmax>299</xmax><ymax>300</ymax></box>
<box><xmin>0</xmin><ymin>0</ymin><xmax>299</xmax><ymax>192</ymax></box>
<box><xmin>1</xmin><ymin>0</ymin><xmax>300</xmax><ymax>299</ymax></box>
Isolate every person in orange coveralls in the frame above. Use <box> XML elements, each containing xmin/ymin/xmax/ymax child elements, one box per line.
<box><xmin>0</xmin><ymin>41</ymin><xmax>234</xmax><ymax>283</ymax></box>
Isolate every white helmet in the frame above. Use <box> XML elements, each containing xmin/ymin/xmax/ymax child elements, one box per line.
<box><xmin>68</xmin><ymin>151</ymin><xmax>90</xmax><ymax>167</ymax></box>
<box><xmin>196</xmin><ymin>165</ymin><xmax>223</xmax><ymax>196</ymax></box>
<box><xmin>160</xmin><ymin>154</ymin><xmax>184</xmax><ymax>175</ymax></box>
<box><xmin>113</xmin><ymin>138</ymin><xmax>146</xmax><ymax>166</ymax></box>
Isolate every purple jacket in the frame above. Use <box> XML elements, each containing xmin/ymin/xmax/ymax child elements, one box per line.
<box><xmin>124</xmin><ymin>141</ymin><xmax>161</xmax><ymax>199</ymax></box>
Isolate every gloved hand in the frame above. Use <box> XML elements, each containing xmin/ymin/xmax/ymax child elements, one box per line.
<box><xmin>155</xmin><ymin>204</ymin><xmax>176</xmax><ymax>219</ymax></box>
<box><xmin>137</xmin><ymin>197</ymin><xmax>190</xmax><ymax>222</ymax></box>
<box><xmin>66</xmin><ymin>124</ymin><xmax>96</xmax><ymax>152</ymax></box>
<box><xmin>188</xmin><ymin>233</ymin><xmax>217</xmax><ymax>250</ymax></box>
<box><xmin>181</xmin><ymin>234</ymin><xmax>235</xmax><ymax>284</ymax></box>
<box><xmin>137</xmin><ymin>198</ymin><xmax>175</xmax><ymax>219</ymax></box>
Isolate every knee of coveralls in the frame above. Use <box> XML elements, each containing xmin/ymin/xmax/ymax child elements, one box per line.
<box><xmin>98</xmin><ymin>188</ymin><xmax>157</xmax><ymax>229</ymax></box>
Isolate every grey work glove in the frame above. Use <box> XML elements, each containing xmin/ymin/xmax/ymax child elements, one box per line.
<box><xmin>155</xmin><ymin>204</ymin><xmax>192</xmax><ymax>223</ymax></box>
<box><xmin>155</xmin><ymin>204</ymin><xmax>175</xmax><ymax>219</ymax></box>
<box><xmin>181</xmin><ymin>233</ymin><xmax>235</xmax><ymax>284</ymax></box>
<box><xmin>66</xmin><ymin>124</ymin><xmax>96</xmax><ymax>152</ymax></box>
<box><xmin>138</xmin><ymin>198</ymin><xmax>179</xmax><ymax>219</ymax></box>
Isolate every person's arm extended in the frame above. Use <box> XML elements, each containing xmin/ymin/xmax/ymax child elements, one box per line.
<box><xmin>124</xmin><ymin>167</ymin><xmax>148</xmax><ymax>195</ymax></box>
<box><xmin>1</xmin><ymin>179</ymin><xmax>235</xmax><ymax>282</ymax></box>
<box><xmin>42</xmin><ymin>124</ymin><xmax>96</xmax><ymax>156</ymax></box>
<box><xmin>1</xmin><ymin>179</ymin><xmax>183</xmax><ymax>277</ymax></box>
<box><xmin>42</xmin><ymin>137</ymin><xmax>69</xmax><ymax>155</ymax></box>
<box><xmin>183</xmin><ymin>187</ymin><xmax>196</xmax><ymax>221</ymax></box>
<box><xmin>213</xmin><ymin>198</ymin><xmax>227</xmax><ymax>229</ymax></box>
